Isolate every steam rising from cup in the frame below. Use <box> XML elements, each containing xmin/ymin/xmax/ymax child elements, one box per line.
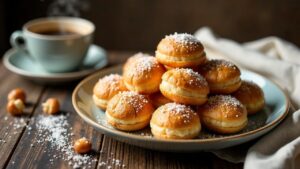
<box><xmin>48</xmin><ymin>0</ymin><xmax>89</xmax><ymax>17</ymax></box>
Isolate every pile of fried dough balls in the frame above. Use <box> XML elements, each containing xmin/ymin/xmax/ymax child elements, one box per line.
<box><xmin>93</xmin><ymin>33</ymin><xmax>265</xmax><ymax>139</ymax></box>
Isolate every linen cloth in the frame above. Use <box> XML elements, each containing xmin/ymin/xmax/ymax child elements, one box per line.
<box><xmin>194</xmin><ymin>27</ymin><xmax>300</xmax><ymax>169</ymax></box>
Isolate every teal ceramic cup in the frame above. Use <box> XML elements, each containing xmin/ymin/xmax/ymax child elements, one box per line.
<box><xmin>10</xmin><ymin>17</ymin><xmax>95</xmax><ymax>73</ymax></box>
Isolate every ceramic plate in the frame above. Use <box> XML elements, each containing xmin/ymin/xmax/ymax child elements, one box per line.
<box><xmin>72</xmin><ymin>65</ymin><xmax>289</xmax><ymax>151</ymax></box>
<box><xmin>3</xmin><ymin>44</ymin><xmax>107</xmax><ymax>84</ymax></box>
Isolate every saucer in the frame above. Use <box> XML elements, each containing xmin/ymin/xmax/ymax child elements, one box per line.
<box><xmin>3</xmin><ymin>44</ymin><xmax>108</xmax><ymax>84</ymax></box>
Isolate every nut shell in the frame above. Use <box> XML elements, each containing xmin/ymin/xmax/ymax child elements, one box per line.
<box><xmin>73</xmin><ymin>137</ymin><xmax>92</xmax><ymax>154</ymax></box>
<box><xmin>7</xmin><ymin>99</ymin><xmax>25</xmax><ymax>116</ymax></box>
<box><xmin>8</xmin><ymin>88</ymin><xmax>26</xmax><ymax>102</ymax></box>
<box><xmin>42</xmin><ymin>98</ymin><xmax>60</xmax><ymax>115</ymax></box>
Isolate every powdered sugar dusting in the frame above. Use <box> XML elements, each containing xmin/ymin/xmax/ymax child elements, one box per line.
<box><xmin>208</xmin><ymin>95</ymin><xmax>242</xmax><ymax>108</ymax></box>
<box><xmin>202</xmin><ymin>59</ymin><xmax>237</xmax><ymax>71</ymax></box>
<box><xmin>136</xmin><ymin>57</ymin><xmax>159</xmax><ymax>73</ymax></box>
<box><xmin>166</xmin><ymin>32</ymin><xmax>201</xmax><ymax>45</ymax></box>
<box><xmin>119</xmin><ymin>91</ymin><xmax>149</xmax><ymax>112</ymax></box>
<box><xmin>164</xmin><ymin>103</ymin><xmax>197</xmax><ymax>124</ymax></box>
<box><xmin>0</xmin><ymin>117</ymin><xmax>28</xmax><ymax>144</ymax></box>
<box><xmin>98</xmin><ymin>74</ymin><xmax>122</xmax><ymax>91</ymax></box>
<box><xmin>12</xmin><ymin>117</ymin><xmax>27</xmax><ymax>130</ymax></box>
<box><xmin>139</xmin><ymin>132</ymin><xmax>153</xmax><ymax>138</ymax></box>
<box><xmin>97</xmin><ymin>151</ymin><xmax>126</xmax><ymax>168</ymax></box>
<box><xmin>124</xmin><ymin>52</ymin><xmax>149</xmax><ymax>67</ymax></box>
<box><xmin>35</xmin><ymin>114</ymin><xmax>96</xmax><ymax>168</ymax></box>
<box><xmin>126</xmin><ymin>56</ymin><xmax>159</xmax><ymax>79</ymax></box>
<box><xmin>131</xmin><ymin>52</ymin><xmax>150</xmax><ymax>59</ymax></box>
<box><xmin>206</xmin><ymin>95</ymin><xmax>244</xmax><ymax>119</ymax></box>
<box><xmin>176</xmin><ymin>68</ymin><xmax>208</xmax><ymax>86</ymax></box>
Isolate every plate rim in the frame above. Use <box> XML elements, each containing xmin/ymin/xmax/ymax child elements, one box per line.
<box><xmin>72</xmin><ymin>65</ymin><xmax>290</xmax><ymax>143</ymax></box>
<box><xmin>2</xmin><ymin>44</ymin><xmax>107</xmax><ymax>79</ymax></box>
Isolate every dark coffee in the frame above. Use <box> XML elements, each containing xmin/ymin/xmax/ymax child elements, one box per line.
<box><xmin>37</xmin><ymin>30</ymin><xmax>79</xmax><ymax>36</ymax></box>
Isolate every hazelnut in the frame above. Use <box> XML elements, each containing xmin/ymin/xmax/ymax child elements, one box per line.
<box><xmin>42</xmin><ymin>98</ymin><xmax>60</xmax><ymax>114</ymax></box>
<box><xmin>7</xmin><ymin>99</ymin><xmax>25</xmax><ymax>116</ymax></box>
<box><xmin>8</xmin><ymin>88</ymin><xmax>26</xmax><ymax>102</ymax></box>
<box><xmin>74</xmin><ymin>137</ymin><xmax>92</xmax><ymax>154</ymax></box>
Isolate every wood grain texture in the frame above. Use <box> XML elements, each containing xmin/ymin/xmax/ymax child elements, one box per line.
<box><xmin>6</xmin><ymin>85</ymin><xmax>103</xmax><ymax>169</ymax></box>
<box><xmin>0</xmin><ymin>64</ymin><xmax>44</xmax><ymax>168</ymax></box>
<box><xmin>98</xmin><ymin>136</ymin><xmax>243</xmax><ymax>169</ymax></box>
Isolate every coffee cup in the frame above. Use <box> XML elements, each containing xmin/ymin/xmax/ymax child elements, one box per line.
<box><xmin>10</xmin><ymin>17</ymin><xmax>95</xmax><ymax>73</ymax></box>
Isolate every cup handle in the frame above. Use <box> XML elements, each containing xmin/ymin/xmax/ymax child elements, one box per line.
<box><xmin>10</xmin><ymin>31</ymin><xmax>26</xmax><ymax>50</ymax></box>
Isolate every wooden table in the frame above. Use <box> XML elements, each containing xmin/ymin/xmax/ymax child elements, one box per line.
<box><xmin>0</xmin><ymin>51</ymin><xmax>243</xmax><ymax>169</ymax></box>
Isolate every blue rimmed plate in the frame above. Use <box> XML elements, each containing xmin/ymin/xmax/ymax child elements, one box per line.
<box><xmin>72</xmin><ymin>65</ymin><xmax>289</xmax><ymax>151</ymax></box>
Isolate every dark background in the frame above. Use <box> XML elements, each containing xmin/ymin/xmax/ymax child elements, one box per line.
<box><xmin>0</xmin><ymin>0</ymin><xmax>299</xmax><ymax>55</ymax></box>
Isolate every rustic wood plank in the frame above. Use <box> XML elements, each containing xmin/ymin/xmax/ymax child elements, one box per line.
<box><xmin>0</xmin><ymin>64</ymin><xmax>44</xmax><ymax>169</ymax></box>
<box><xmin>212</xmin><ymin>157</ymin><xmax>243</xmax><ymax>169</ymax></box>
<box><xmin>97</xmin><ymin>136</ymin><xmax>242</xmax><ymax>169</ymax></box>
<box><xmin>6</xmin><ymin>85</ymin><xmax>103</xmax><ymax>169</ymax></box>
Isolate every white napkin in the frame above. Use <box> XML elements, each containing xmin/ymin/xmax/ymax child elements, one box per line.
<box><xmin>194</xmin><ymin>27</ymin><xmax>300</xmax><ymax>169</ymax></box>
